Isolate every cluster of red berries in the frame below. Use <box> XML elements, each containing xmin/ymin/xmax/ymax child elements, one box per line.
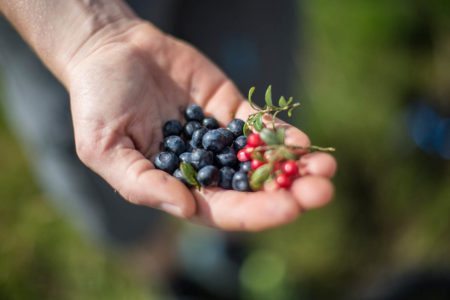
<box><xmin>236</xmin><ymin>133</ymin><xmax>300</xmax><ymax>189</ymax></box>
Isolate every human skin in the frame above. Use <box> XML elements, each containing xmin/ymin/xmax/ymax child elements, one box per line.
<box><xmin>0</xmin><ymin>0</ymin><xmax>337</xmax><ymax>231</ymax></box>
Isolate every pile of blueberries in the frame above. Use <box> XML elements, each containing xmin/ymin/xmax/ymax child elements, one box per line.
<box><xmin>154</xmin><ymin>104</ymin><xmax>252</xmax><ymax>191</ymax></box>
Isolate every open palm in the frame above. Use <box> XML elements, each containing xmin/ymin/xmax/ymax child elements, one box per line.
<box><xmin>67</xmin><ymin>23</ymin><xmax>336</xmax><ymax>231</ymax></box>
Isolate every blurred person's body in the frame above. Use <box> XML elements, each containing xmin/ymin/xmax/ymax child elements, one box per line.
<box><xmin>0</xmin><ymin>1</ymin><xmax>302</xmax><ymax>297</ymax></box>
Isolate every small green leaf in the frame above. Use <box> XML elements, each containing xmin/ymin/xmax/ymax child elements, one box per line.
<box><xmin>264</xmin><ymin>85</ymin><xmax>273</xmax><ymax>107</ymax></box>
<box><xmin>275</xmin><ymin>128</ymin><xmax>285</xmax><ymax>144</ymax></box>
<box><xmin>278</xmin><ymin>96</ymin><xmax>287</xmax><ymax>107</ymax></box>
<box><xmin>287</xmin><ymin>97</ymin><xmax>294</xmax><ymax>106</ymax></box>
<box><xmin>248</xmin><ymin>86</ymin><xmax>255</xmax><ymax>103</ymax></box>
<box><xmin>254</xmin><ymin>113</ymin><xmax>264</xmax><ymax>132</ymax></box>
<box><xmin>252</xmin><ymin>151</ymin><xmax>265</xmax><ymax>162</ymax></box>
<box><xmin>243</xmin><ymin>122</ymin><xmax>251</xmax><ymax>136</ymax></box>
<box><xmin>279</xmin><ymin>148</ymin><xmax>299</xmax><ymax>160</ymax></box>
<box><xmin>260</xmin><ymin>128</ymin><xmax>280</xmax><ymax>145</ymax></box>
<box><xmin>180</xmin><ymin>162</ymin><xmax>200</xmax><ymax>189</ymax></box>
<box><xmin>247</xmin><ymin>86</ymin><xmax>259</xmax><ymax>110</ymax></box>
<box><xmin>250</xmin><ymin>164</ymin><xmax>272</xmax><ymax>191</ymax></box>
<box><xmin>287</xmin><ymin>107</ymin><xmax>295</xmax><ymax>117</ymax></box>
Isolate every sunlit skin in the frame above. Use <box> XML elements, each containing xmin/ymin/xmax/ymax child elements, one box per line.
<box><xmin>0</xmin><ymin>1</ymin><xmax>337</xmax><ymax>231</ymax></box>
<box><xmin>67</xmin><ymin>23</ymin><xmax>337</xmax><ymax>231</ymax></box>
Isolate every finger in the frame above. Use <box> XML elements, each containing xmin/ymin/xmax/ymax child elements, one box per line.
<box><xmin>299</xmin><ymin>152</ymin><xmax>337</xmax><ymax>178</ymax></box>
<box><xmin>78</xmin><ymin>138</ymin><xmax>196</xmax><ymax>218</ymax></box>
<box><xmin>190</xmin><ymin>189</ymin><xmax>301</xmax><ymax>231</ymax></box>
<box><xmin>291</xmin><ymin>176</ymin><xmax>334</xmax><ymax>210</ymax></box>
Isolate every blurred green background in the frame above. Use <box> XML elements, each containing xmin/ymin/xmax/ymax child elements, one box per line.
<box><xmin>1</xmin><ymin>1</ymin><xmax>449</xmax><ymax>299</ymax></box>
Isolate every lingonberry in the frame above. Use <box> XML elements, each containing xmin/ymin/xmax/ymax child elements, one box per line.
<box><xmin>251</xmin><ymin>159</ymin><xmax>266</xmax><ymax>170</ymax></box>
<box><xmin>237</xmin><ymin>149</ymin><xmax>251</xmax><ymax>162</ymax></box>
<box><xmin>276</xmin><ymin>173</ymin><xmax>292</xmax><ymax>189</ymax></box>
<box><xmin>246</xmin><ymin>133</ymin><xmax>263</xmax><ymax>147</ymax></box>
<box><xmin>281</xmin><ymin>160</ymin><xmax>299</xmax><ymax>177</ymax></box>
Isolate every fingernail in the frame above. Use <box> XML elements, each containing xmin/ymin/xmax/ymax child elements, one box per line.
<box><xmin>159</xmin><ymin>202</ymin><xmax>183</xmax><ymax>217</ymax></box>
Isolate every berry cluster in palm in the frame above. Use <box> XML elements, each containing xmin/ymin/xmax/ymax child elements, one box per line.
<box><xmin>154</xmin><ymin>104</ymin><xmax>251</xmax><ymax>191</ymax></box>
<box><xmin>154</xmin><ymin>86</ymin><xmax>334</xmax><ymax>192</ymax></box>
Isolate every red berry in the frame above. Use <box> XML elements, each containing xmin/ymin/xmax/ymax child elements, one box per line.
<box><xmin>247</xmin><ymin>133</ymin><xmax>263</xmax><ymax>147</ymax></box>
<box><xmin>237</xmin><ymin>149</ymin><xmax>251</xmax><ymax>162</ymax></box>
<box><xmin>244</xmin><ymin>146</ymin><xmax>254</xmax><ymax>153</ymax></box>
<box><xmin>276</xmin><ymin>173</ymin><xmax>292</xmax><ymax>189</ymax></box>
<box><xmin>281</xmin><ymin>160</ymin><xmax>299</xmax><ymax>177</ymax></box>
<box><xmin>251</xmin><ymin>159</ymin><xmax>266</xmax><ymax>170</ymax></box>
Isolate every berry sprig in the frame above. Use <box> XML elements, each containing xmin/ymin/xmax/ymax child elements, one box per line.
<box><xmin>243</xmin><ymin>85</ymin><xmax>300</xmax><ymax>135</ymax></box>
<box><xmin>237</xmin><ymin>86</ymin><xmax>335</xmax><ymax>190</ymax></box>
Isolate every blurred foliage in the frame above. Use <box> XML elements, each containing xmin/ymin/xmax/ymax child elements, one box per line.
<box><xmin>1</xmin><ymin>1</ymin><xmax>450</xmax><ymax>300</ymax></box>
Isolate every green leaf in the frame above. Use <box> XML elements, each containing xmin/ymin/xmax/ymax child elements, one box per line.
<box><xmin>180</xmin><ymin>162</ymin><xmax>200</xmax><ymax>190</ymax></box>
<box><xmin>254</xmin><ymin>113</ymin><xmax>264</xmax><ymax>132</ymax></box>
<box><xmin>279</xmin><ymin>147</ymin><xmax>299</xmax><ymax>160</ymax></box>
<box><xmin>275</xmin><ymin>128</ymin><xmax>285</xmax><ymax>144</ymax></box>
<box><xmin>248</xmin><ymin>86</ymin><xmax>255</xmax><ymax>103</ymax></box>
<box><xmin>243</xmin><ymin>122</ymin><xmax>251</xmax><ymax>136</ymax></box>
<box><xmin>264</xmin><ymin>85</ymin><xmax>273</xmax><ymax>107</ymax></box>
<box><xmin>260</xmin><ymin>128</ymin><xmax>280</xmax><ymax>145</ymax></box>
<box><xmin>287</xmin><ymin>97</ymin><xmax>294</xmax><ymax>106</ymax></box>
<box><xmin>278</xmin><ymin>96</ymin><xmax>287</xmax><ymax>108</ymax></box>
<box><xmin>287</xmin><ymin>107</ymin><xmax>295</xmax><ymax>117</ymax></box>
<box><xmin>250</xmin><ymin>164</ymin><xmax>272</xmax><ymax>191</ymax></box>
<box><xmin>252</xmin><ymin>151</ymin><xmax>265</xmax><ymax>162</ymax></box>
<box><xmin>247</xmin><ymin>86</ymin><xmax>258</xmax><ymax>110</ymax></box>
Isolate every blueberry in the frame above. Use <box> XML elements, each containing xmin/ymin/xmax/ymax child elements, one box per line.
<box><xmin>179</xmin><ymin>152</ymin><xmax>193</xmax><ymax>164</ymax></box>
<box><xmin>196</xmin><ymin>165</ymin><xmax>219</xmax><ymax>187</ymax></box>
<box><xmin>233</xmin><ymin>135</ymin><xmax>247</xmax><ymax>151</ymax></box>
<box><xmin>227</xmin><ymin>118</ymin><xmax>245</xmax><ymax>137</ymax></box>
<box><xmin>185</xmin><ymin>104</ymin><xmax>204</xmax><ymax>121</ymax></box>
<box><xmin>232</xmin><ymin>171</ymin><xmax>250</xmax><ymax>191</ymax></box>
<box><xmin>191</xmin><ymin>127</ymin><xmax>208</xmax><ymax>148</ymax></box>
<box><xmin>202</xmin><ymin>129</ymin><xmax>228</xmax><ymax>153</ymax></box>
<box><xmin>185</xmin><ymin>142</ymin><xmax>194</xmax><ymax>152</ymax></box>
<box><xmin>217</xmin><ymin>128</ymin><xmax>234</xmax><ymax>146</ymax></box>
<box><xmin>183</xmin><ymin>121</ymin><xmax>202</xmax><ymax>138</ymax></box>
<box><xmin>173</xmin><ymin>168</ymin><xmax>191</xmax><ymax>186</ymax></box>
<box><xmin>215</xmin><ymin>147</ymin><xmax>237</xmax><ymax>168</ymax></box>
<box><xmin>219</xmin><ymin>167</ymin><xmax>235</xmax><ymax>189</ymax></box>
<box><xmin>154</xmin><ymin>152</ymin><xmax>179</xmax><ymax>174</ymax></box>
<box><xmin>191</xmin><ymin>149</ymin><xmax>214</xmax><ymax>170</ymax></box>
<box><xmin>163</xmin><ymin>120</ymin><xmax>183</xmax><ymax>137</ymax></box>
<box><xmin>239</xmin><ymin>161</ymin><xmax>252</xmax><ymax>173</ymax></box>
<box><xmin>163</xmin><ymin>135</ymin><xmax>186</xmax><ymax>155</ymax></box>
<box><xmin>203</xmin><ymin>117</ymin><xmax>219</xmax><ymax>129</ymax></box>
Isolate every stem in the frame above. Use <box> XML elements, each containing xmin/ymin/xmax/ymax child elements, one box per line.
<box><xmin>254</xmin><ymin>145</ymin><xmax>335</xmax><ymax>153</ymax></box>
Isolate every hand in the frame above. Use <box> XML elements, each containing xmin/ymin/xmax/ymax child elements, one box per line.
<box><xmin>66</xmin><ymin>22</ymin><xmax>337</xmax><ymax>231</ymax></box>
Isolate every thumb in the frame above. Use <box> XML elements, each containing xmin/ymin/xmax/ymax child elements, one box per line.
<box><xmin>77</xmin><ymin>137</ymin><xmax>196</xmax><ymax>218</ymax></box>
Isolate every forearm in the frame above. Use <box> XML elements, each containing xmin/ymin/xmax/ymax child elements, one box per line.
<box><xmin>0</xmin><ymin>0</ymin><xmax>140</xmax><ymax>84</ymax></box>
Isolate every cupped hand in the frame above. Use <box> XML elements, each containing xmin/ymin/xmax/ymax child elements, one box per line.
<box><xmin>66</xmin><ymin>22</ymin><xmax>337</xmax><ymax>231</ymax></box>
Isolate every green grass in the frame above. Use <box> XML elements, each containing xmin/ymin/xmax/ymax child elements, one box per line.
<box><xmin>1</xmin><ymin>1</ymin><xmax>450</xmax><ymax>299</ymax></box>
